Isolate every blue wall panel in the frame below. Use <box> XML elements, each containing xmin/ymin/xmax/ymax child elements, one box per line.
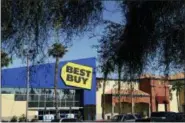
<box><xmin>2</xmin><ymin>57</ymin><xmax>96</xmax><ymax>105</ymax></box>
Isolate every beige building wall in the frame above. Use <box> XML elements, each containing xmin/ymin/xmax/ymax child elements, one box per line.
<box><xmin>96</xmin><ymin>79</ymin><xmax>116</xmax><ymax>120</ymax></box>
<box><xmin>158</xmin><ymin>104</ymin><xmax>165</xmax><ymax>111</ymax></box>
<box><xmin>96</xmin><ymin>79</ymin><xmax>139</xmax><ymax>120</ymax></box>
<box><xmin>1</xmin><ymin>94</ymin><xmax>36</xmax><ymax>121</ymax></box>
<box><xmin>169</xmin><ymin>85</ymin><xmax>179</xmax><ymax>112</ymax></box>
<box><xmin>169</xmin><ymin>73</ymin><xmax>185</xmax><ymax>112</ymax></box>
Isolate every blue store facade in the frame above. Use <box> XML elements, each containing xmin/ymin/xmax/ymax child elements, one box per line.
<box><xmin>1</xmin><ymin>57</ymin><xmax>96</xmax><ymax>120</ymax></box>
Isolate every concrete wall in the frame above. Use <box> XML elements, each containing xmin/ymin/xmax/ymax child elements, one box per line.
<box><xmin>1</xmin><ymin>94</ymin><xmax>36</xmax><ymax>121</ymax></box>
<box><xmin>158</xmin><ymin>104</ymin><xmax>165</xmax><ymax>111</ymax></box>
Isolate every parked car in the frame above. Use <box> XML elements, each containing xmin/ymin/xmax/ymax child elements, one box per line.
<box><xmin>51</xmin><ymin>118</ymin><xmax>82</xmax><ymax>122</ymax></box>
<box><xmin>150</xmin><ymin>112</ymin><xmax>177</xmax><ymax>122</ymax></box>
<box><xmin>135</xmin><ymin>118</ymin><xmax>151</xmax><ymax>122</ymax></box>
<box><xmin>51</xmin><ymin>119</ymin><xmax>60</xmax><ymax>122</ymax></box>
<box><xmin>176</xmin><ymin>113</ymin><xmax>185</xmax><ymax>122</ymax></box>
<box><xmin>111</xmin><ymin>113</ymin><xmax>142</xmax><ymax>122</ymax></box>
<box><xmin>60</xmin><ymin>118</ymin><xmax>81</xmax><ymax>122</ymax></box>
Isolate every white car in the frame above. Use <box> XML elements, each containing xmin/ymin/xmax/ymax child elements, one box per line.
<box><xmin>111</xmin><ymin>114</ymin><xmax>142</xmax><ymax>122</ymax></box>
<box><xmin>60</xmin><ymin>118</ymin><xmax>81</xmax><ymax>122</ymax></box>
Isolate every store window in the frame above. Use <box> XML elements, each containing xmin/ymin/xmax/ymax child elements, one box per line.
<box><xmin>2</xmin><ymin>88</ymin><xmax>81</xmax><ymax>107</ymax></box>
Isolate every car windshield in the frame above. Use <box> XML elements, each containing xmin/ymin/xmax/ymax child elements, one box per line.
<box><xmin>111</xmin><ymin>115</ymin><xmax>123</xmax><ymax>121</ymax></box>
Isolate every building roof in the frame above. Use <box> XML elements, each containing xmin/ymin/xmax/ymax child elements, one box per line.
<box><xmin>97</xmin><ymin>73</ymin><xmax>185</xmax><ymax>81</ymax></box>
<box><xmin>140</xmin><ymin>74</ymin><xmax>165</xmax><ymax>79</ymax></box>
<box><xmin>169</xmin><ymin>72</ymin><xmax>185</xmax><ymax>80</ymax></box>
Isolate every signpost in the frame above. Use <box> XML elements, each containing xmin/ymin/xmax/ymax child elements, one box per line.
<box><xmin>61</xmin><ymin>62</ymin><xmax>93</xmax><ymax>89</ymax></box>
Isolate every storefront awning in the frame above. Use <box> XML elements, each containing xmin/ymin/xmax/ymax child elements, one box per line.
<box><xmin>102</xmin><ymin>89</ymin><xmax>150</xmax><ymax>104</ymax></box>
<box><xmin>105</xmin><ymin>89</ymin><xmax>150</xmax><ymax>97</ymax></box>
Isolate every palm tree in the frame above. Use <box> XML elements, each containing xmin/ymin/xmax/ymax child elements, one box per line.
<box><xmin>113</xmin><ymin>58</ymin><xmax>123</xmax><ymax>114</ymax></box>
<box><xmin>48</xmin><ymin>43</ymin><xmax>67</xmax><ymax>119</ymax></box>
<box><xmin>101</xmin><ymin>59</ymin><xmax>114</xmax><ymax>119</ymax></box>
<box><xmin>172</xmin><ymin>80</ymin><xmax>184</xmax><ymax>112</ymax></box>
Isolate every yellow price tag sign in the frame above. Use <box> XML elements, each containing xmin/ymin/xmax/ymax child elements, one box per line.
<box><xmin>61</xmin><ymin>62</ymin><xmax>93</xmax><ymax>89</ymax></box>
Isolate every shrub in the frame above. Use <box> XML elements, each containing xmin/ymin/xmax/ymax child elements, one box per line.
<box><xmin>19</xmin><ymin>114</ymin><xmax>27</xmax><ymax>122</ymax></box>
<box><xmin>31</xmin><ymin>115</ymin><xmax>38</xmax><ymax>122</ymax></box>
<box><xmin>31</xmin><ymin>119</ymin><xmax>38</xmax><ymax>122</ymax></box>
<box><xmin>2</xmin><ymin>120</ymin><xmax>8</xmax><ymax>122</ymax></box>
<box><xmin>10</xmin><ymin>116</ymin><xmax>17</xmax><ymax>122</ymax></box>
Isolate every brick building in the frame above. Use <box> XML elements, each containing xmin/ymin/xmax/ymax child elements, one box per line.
<box><xmin>139</xmin><ymin>78</ymin><xmax>170</xmax><ymax>112</ymax></box>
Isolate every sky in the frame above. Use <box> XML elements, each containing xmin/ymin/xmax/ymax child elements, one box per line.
<box><xmin>7</xmin><ymin>1</ymin><xmax>123</xmax><ymax>77</ymax></box>
<box><xmin>4</xmin><ymin>1</ymin><xmax>178</xmax><ymax>78</ymax></box>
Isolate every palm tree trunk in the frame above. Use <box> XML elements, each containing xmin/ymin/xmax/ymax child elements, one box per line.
<box><xmin>176</xmin><ymin>91</ymin><xmax>180</xmax><ymax>112</ymax></box>
<box><xmin>184</xmin><ymin>27</ymin><xmax>185</xmax><ymax>113</ymax></box>
<box><xmin>131</xmin><ymin>81</ymin><xmax>134</xmax><ymax>114</ymax></box>
<box><xmin>184</xmin><ymin>68</ymin><xmax>185</xmax><ymax>112</ymax></box>
<box><xmin>54</xmin><ymin>57</ymin><xmax>59</xmax><ymax>119</ymax></box>
<box><xmin>118</xmin><ymin>67</ymin><xmax>121</xmax><ymax>114</ymax></box>
<box><xmin>102</xmin><ymin>77</ymin><xmax>106</xmax><ymax>120</ymax></box>
<box><xmin>164</xmin><ymin>73</ymin><xmax>168</xmax><ymax>112</ymax></box>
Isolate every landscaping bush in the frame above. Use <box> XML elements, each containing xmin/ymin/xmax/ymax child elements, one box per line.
<box><xmin>31</xmin><ymin>115</ymin><xmax>38</xmax><ymax>122</ymax></box>
<box><xmin>10</xmin><ymin>116</ymin><xmax>17</xmax><ymax>122</ymax></box>
<box><xmin>19</xmin><ymin>114</ymin><xmax>27</xmax><ymax>122</ymax></box>
<box><xmin>31</xmin><ymin>118</ymin><xmax>38</xmax><ymax>122</ymax></box>
<box><xmin>2</xmin><ymin>120</ymin><xmax>8</xmax><ymax>122</ymax></box>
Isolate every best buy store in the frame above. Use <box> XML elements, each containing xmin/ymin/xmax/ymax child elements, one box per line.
<box><xmin>1</xmin><ymin>57</ymin><xmax>96</xmax><ymax>121</ymax></box>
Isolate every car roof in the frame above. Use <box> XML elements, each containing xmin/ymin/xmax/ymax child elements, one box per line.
<box><xmin>114</xmin><ymin>114</ymin><xmax>126</xmax><ymax>116</ymax></box>
<box><xmin>60</xmin><ymin>118</ymin><xmax>77</xmax><ymax>120</ymax></box>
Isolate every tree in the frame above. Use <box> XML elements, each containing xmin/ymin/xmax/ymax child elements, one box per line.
<box><xmin>117</xmin><ymin>61</ymin><xmax>123</xmax><ymax>114</ymax></box>
<box><xmin>172</xmin><ymin>81</ymin><xmax>184</xmax><ymax>112</ymax></box>
<box><xmin>48</xmin><ymin>43</ymin><xmax>67</xmax><ymax>119</ymax></box>
<box><xmin>2</xmin><ymin>0</ymin><xmax>102</xmax><ymax>62</ymax></box>
<box><xmin>1</xmin><ymin>51</ymin><xmax>11</xmax><ymax>68</ymax></box>
<box><xmin>100</xmin><ymin>58</ymin><xmax>114</xmax><ymax>119</ymax></box>
<box><xmin>112</xmin><ymin>54</ymin><xmax>124</xmax><ymax>114</ymax></box>
<box><xmin>96</xmin><ymin>1</ymin><xmax>185</xmax><ymax>113</ymax></box>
